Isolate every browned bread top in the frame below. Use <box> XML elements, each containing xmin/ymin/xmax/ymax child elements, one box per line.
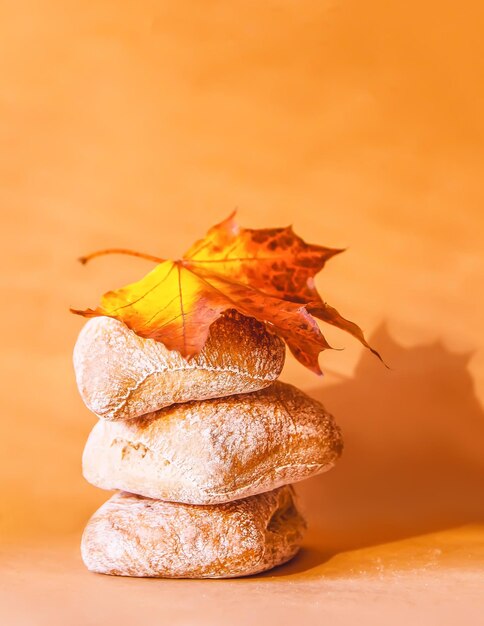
<box><xmin>73</xmin><ymin>312</ymin><xmax>285</xmax><ymax>421</ymax></box>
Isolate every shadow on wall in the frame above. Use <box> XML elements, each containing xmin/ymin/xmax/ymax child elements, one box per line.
<box><xmin>296</xmin><ymin>324</ymin><xmax>484</xmax><ymax>554</ymax></box>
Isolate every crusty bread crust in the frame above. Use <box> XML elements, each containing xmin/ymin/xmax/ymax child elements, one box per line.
<box><xmin>82</xmin><ymin>381</ymin><xmax>343</xmax><ymax>504</ymax></box>
<box><xmin>81</xmin><ymin>486</ymin><xmax>306</xmax><ymax>578</ymax></box>
<box><xmin>73</xmin><ymin>312</ymin><xmax>285</xmax><ymax>421</ymax></box>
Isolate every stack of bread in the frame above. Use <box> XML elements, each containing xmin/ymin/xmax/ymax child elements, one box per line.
<box><xmin>74</xmin><ymin>312</ymin><xmax>343</xmax><ymax>578</ymax></box>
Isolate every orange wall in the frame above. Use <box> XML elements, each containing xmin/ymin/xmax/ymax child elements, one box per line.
<box><xmin>0</xmin><ymin>1</ymin><xmax>483</xmax><ymax>541</ymax></box>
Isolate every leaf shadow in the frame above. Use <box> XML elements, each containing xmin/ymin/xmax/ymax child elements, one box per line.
<box><xmin>262</xmin><ymin>324</ymin><xmax>484</xmax><ymax>578</ymax></box>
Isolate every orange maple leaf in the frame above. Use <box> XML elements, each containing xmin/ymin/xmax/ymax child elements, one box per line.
<box><xmin>71</xmin><ymin>212</ymin><xmax>382</xmax><ymax>374</ymax></box>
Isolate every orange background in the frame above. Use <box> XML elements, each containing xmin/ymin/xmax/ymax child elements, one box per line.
<box><xmin>0</xmin><ymin>1</ymin><xmax>483</xmax><ymax>624</ymax></box>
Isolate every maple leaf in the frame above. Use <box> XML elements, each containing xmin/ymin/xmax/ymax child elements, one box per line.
<box><xmin>71</xmin><ymin>212</ymin><xmax>383</xmax><ymax>374</ymax></box>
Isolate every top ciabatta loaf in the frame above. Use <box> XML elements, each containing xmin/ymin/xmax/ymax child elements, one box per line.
<box><xmin>73</xmin><ymin>312</ymin><xmax>285</xmax><ymax>421</ymax></box>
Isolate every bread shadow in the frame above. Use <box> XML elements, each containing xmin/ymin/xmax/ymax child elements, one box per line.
<box><xmin>261</xmin><ymin>325</ymin><xmax>484</xmax><ymax>578</ymax></box>
<box><xmin>261</xmin><ymin>546</ymin><xmax>331</xmax><ymax>578</ymax></box>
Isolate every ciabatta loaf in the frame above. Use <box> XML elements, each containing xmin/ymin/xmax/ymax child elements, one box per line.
<box><xmin>81</xmin><ymin>487</ymin><xmax>305</xmax><ymax>578</ymax></box>
<box><xmin>83</xmin><ymin>381</ymin><xmax>343</xmax><ymax>504</ymax></box>
<box><xmin>73</xmin><ymin>312</ymin><xmax>285</xmax><ymax>421</ymax></box>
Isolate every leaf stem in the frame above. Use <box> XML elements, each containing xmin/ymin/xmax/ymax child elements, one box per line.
<box><xmin>78</xmin><ymin>248</ymin><xmax>165</xmax><ymax>265</ymax></box>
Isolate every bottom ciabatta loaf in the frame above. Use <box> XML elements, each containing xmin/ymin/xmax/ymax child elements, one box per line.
<box><xmin>81</xmin><ymin>486</ymin><xmax>306</xmax><ymax>578</ymax></box>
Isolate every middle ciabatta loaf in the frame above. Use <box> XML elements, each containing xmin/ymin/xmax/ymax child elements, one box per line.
<box><xmin>82</xmin><ymin>381</ymin><xmax>343</xmax><ymax>505</ymax></box>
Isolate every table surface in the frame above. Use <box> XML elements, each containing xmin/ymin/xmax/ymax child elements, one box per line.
<box><xmin>2</xmin><ymin>527</ymin><xmax>484</xmax><ymax>626</ymax></box>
